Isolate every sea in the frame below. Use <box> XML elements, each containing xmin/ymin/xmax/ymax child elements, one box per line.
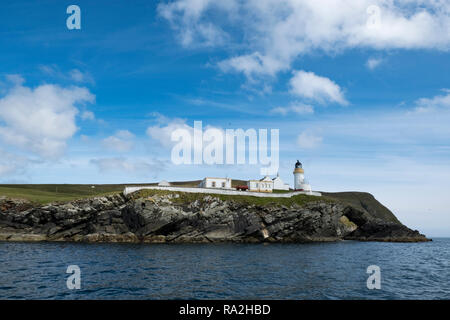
<box><xmin>0</xmin><ymin>238</ymin><xmax>449</xmax><ymax>299</ymax></box>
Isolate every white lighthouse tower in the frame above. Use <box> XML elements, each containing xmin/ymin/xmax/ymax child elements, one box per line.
<box><xmin>293</xmin><ymin>160</ymin><xmax>312</xmax><ymax>192</ymax></box>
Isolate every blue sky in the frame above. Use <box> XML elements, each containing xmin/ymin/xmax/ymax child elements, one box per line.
<box><xmin>0</xmin><ymin>0</ymin><xmax>450</xmax><ymax>236</ymax></box>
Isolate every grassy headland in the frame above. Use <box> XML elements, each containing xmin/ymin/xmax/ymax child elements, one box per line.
<box><xmin>0</xmin><ymin>183</ymin><xmax>401</xmax><ymax>226</ymax></box>
<box><xmin>0</xmin><ymin>183</ymin><xmax>395</xmax><ymax>225</ymax></box>
<box><xmin>0</xmin><ymin>184</ymin><xmax>127</xmax><ymax>204</ymax></box>
<box><xmin>0</xmin><ymin>180</ymin><xmax>247</xmax><ymax>204</ymax></box>
<box><xmin>130</xmin><ymin>188</ymin><xmax>328</xmax><ymax>207</ymax></box>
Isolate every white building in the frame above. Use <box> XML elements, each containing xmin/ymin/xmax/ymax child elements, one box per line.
<box><xmin>293</xmin><ymin>160</ymin><xmax>312</xmax><ymax>191</ymax></box>
<box><xmin>199</xmin><ymin>177</ymin><xmax>232</xmax><ymax>189</ymax></box>
<box><xmin>272</xmin><ymin>173</ymin><xmax>290</xmax><ymax>191</ymax></box>
<box><xmin>247</xmin><ymin>176</ymin><xmax>274</xmax><ymax>192</ymax></box>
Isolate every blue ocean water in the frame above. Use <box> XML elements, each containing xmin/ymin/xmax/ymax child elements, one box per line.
<box><xmin>0</xmin><ymin>239</ymin><xmax>449</xmax><ymax>299</ymax></box>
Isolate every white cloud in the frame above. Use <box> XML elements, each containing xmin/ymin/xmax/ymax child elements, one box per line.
<box><xmin>160</xmin><ymin>0</ymin><xmax>450</xmax><ymax>78</ymax></box>
<box><xmin>289</xmin><ymin>70</ymin><xmax>348</xmax><ymax>105</ymax></box>
<box><xmin>146</xmin><ymin>115</ymin><xmax>231</xmax><ymax>166</ymax></box>
<box><xmin>146</xmin><ymin>116</ymin><xmax>193</xmax><ymax>149</ymax></box>
<box><xmin>0</xmin><ymin>77</ymin><xmax>95</xmax><ymax>159</ymax></box>
<box><xmin>69</xmin><ymin>69</ymin><xmax>95</xmax><ymax>84</ymax></box>
<box><xmin>414</xmin><ymin>89</ymin><xmax>450</xmax><ymax>113</ymax></box>
<box><xmin>0</xmin><ymin>149</ymin><xmax>28</xmax><ymax>177</ymax></box>
<box><xmin>366</xmin><ymin>57</ymin><xmax>383</xmax><ymax>70</ymax></box>
<box><xmin>297</xmin><ymin>131</ymin><xmax>323</xmax><ymax>149</ymax></box>
<box><xmin>157</xmin><ymin>0</ymin><xmax>230</xmax><ymax>47</ymax></box>
<box><xmin>5</xmin><ymin>74</ymin><xmax>25</xmax><ymax>86</ymax></box>
<box><xmin>90</xmin><ymin>157</ymin><xmax>166</xmax><ymax>177</ymax></box>
<box><xmin>38</xmin><ymin>65</ymin><xmax>59</xmax><ymax>77</ymax></box>
<box><xmin>40</xmin><ymin>65</ymin><xmax>94</xmax><ymax>85</ymax></box>
<box><xmin>102</xmin><ymin>130</ymin><xmax>135</xmax><ymax>152</ymax></box>
<box><xmin>218</xmin><ymin>52</ymin><xmax>285</xmax><ymax>78</ymax></box>
<box><xmin>69</xmin><ymin>69</ymin><xmax>86</xmax><ymax>82</ymax></box>
<box><xmin>271</xmin><ymin>103</ymin><xmax>314</xmax><ymax>115</ymax></box>
<box><xmin>81</xmin><ymin>110</ymin><xmax>95</xmax><ymax>121</ymax></box>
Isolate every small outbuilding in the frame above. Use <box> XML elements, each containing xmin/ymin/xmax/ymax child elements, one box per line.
<box><xmin>199</xmin><ymin>177</ymin><xmax>232</xmax><ymax>189</ymax></box>
<box><xmin>272</xmin><ymin>172</ymin><xmax>290</xmax><ymax>190</ymax></box>
<box><xmin>158</xmin><ymin>180</ymin><xmax>171</xmax><ymax>187</ymax></box>
<box><xmin>247</xmin><ymin>176</ymin><xmax>274</xmax><ymax>193</ymax></box>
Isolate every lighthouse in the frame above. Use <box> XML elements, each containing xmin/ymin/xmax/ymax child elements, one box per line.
<box><xmin>293</xmin><ymin>160</ymin><xmax>304</xmax><ymax>190</ymax></box>
<box><xmin>293</xmin><ymin>160</ymin><xmax>312</xmax><ymax>192</ymax></box>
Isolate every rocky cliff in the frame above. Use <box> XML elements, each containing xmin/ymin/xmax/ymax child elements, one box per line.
<box><xmin>0</xmin><ymin>190</ymin><xmax>429</xmax><ymax>243</ymax></box>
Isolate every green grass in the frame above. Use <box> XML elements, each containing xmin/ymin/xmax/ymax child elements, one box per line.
<box><xmin>0</xmin><ymin>181</ymin><xmax>335</xmax><ymax>209</ymax></box>
<box><xmin>272</xmin><ymin>189</ymin><xmax>291</xmax><ymax>193</ymax></box>
<box><xmin>0</xmin><ymin>180</ymin><xmax>252</xmax><ymax>205</ymax></box>
<box><xmin>0</xmin><ymin>184</ymin><xmax>128</xmax><ymax>204</ymax></box>
<box><xmin>168</xmin><ymin>180</ymin><xmax>201</xmax><ymax>187</ymax></box>
<box><xmin>131</xmin><ymin>189</ymin><xmax>329</xmax><ymax>207</ymax></box>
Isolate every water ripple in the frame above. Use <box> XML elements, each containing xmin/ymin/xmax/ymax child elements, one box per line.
<box><xmin>0</xmin><ymin>239</ymin><xmax>449</xmax><ymax>299</ymax></box>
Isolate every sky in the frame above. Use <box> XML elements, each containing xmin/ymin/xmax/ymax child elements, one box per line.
<box><xmin>0</xmin><ymin>0</ymin><xmax>449</xmax><ymax>236</ymax></box>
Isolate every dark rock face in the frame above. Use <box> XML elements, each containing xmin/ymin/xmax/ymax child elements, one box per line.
<box><xmin>120</xmin><ymin>195</ymin><xmax>358</xmax><ymax>243</ymax></box>
<box><xmin>0</xmin><ymin>194</ymin><xmax>135</xmax><ymax>242</ymax></box>
<box><xmin>345</xmin><ymin>221</ymin><xmax>428</xmax><ymax>242</ymax></box>
<box><xmin>0</xmin><ymin>193</ymin><xmax>429</xmax><ymax>243</ymax></box>
<box><xmin>322</xmin><ymin>192</ymin><xmax>401</xmax><ymax>223</ymax></box>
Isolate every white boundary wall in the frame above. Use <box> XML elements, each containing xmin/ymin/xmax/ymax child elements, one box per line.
<box><xmin>123</xmin><ymin>186</ymin><xmax>321</xmax><ymax>197</ymax></box>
